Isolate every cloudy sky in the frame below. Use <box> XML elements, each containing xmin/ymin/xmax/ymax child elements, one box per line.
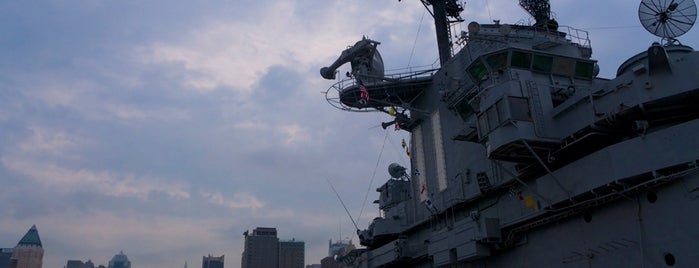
<box><xmin>0</xmin><ymin>0</ymin><xmax>696</xmax><ymax>267</ymax></box>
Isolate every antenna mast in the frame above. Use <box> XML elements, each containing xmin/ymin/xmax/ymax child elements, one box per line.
<box><xmin>406</xmin><ymin>0</ymin><xmax>463</xmax><ymax>66</ymax></box>
<box><xmin>326</xmin><ymin>178</ymin><xmax>360</xmax><ymax>231</ymax></box>
<box><xmin>519</xmin><ymin>0</ymin><xmax>558</xmax><ymax>30</ymax></box>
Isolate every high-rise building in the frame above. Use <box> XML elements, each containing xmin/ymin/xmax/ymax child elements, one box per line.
<box><xmin>241</xmin><ymin>227</ymin><xmax>278</xmax><ymax>268</ymax></box>
<box><xmin>10</xmin><ymin>225</ymin><xmax>43</xmax><ymax>268</ymax></box>
<box><xmin>320</xmin><ymin>240</ymin><xmax>357</xmax><ymax>268</ymax></box>
<box><xmin>201</xmin><ymin>254</ymin><xmax>224</xmax><ymax>268</ymax></box>
<box><xmin>327</xmin><ymin>240</ymin><xmax>350</xmax><ymax>257</ymax></box>
<box><xmin>0</xmin><ymin>248</ymin><xmax>13</xmax><ymax>268</ymax></box>
<box><xmin>66</xmin><ymin>259</ymin><xmax>95</xmax><ymax>268</ymax></box>
<box><xmin>279</xmin><ymin>239</ymin><xmax>304</xmax><ymax>268</ymax></box>
<box><xmin>107</xmin><ymin>251</ymin><xmax>131</xmax><ymax>268</ymax></box>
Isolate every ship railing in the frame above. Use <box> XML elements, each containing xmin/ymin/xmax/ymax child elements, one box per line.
<box><xmin>558</xmin><ymin>26</ymin><xmax>591</xmax><ymax>49</ymax></box>
<box><xmin>323</xmin><ymin>65</ymin><xmax>438</xmax><ymax>112</ymax></box>
<box><xmin>505</xmin><ymin>20</ymin><xmax>591</xmax><ymax>49</ymax></box>
<box><xmin>528</xmin><ymin>25</ymin><xmax>591</xmax><ymax>49</ymax></box>
<box><xmin>381</xmin><ymin>64</ymin><xmax>440</xmax><ymax>80</ymax></box>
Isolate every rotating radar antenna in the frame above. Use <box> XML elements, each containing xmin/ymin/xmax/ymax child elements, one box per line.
<box><xmin>639</xmin><ymin>0</ymin><xmax>697</xmax><ymax>39</ymax></box>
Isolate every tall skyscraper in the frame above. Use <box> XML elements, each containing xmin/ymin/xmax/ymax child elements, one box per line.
<box><xmin>107</xmin><ymin>251</ymin><xmax>131</xmax><ymax>268</ymax></box>
<box><xmin>201</xmin><ymin>254</ymin><xmax>224</xmax><ymax>268</ymax></box>
<box><xmin>241</xmin><ymin>227</ymin><xmax>278</xmax><ymax>268</ymax></box>
<box><xmin>10</xmin><ymin>225</ymin><xmax>43</xmax><ymax>268</ymax></box>
<box><xmin>279</xmin><ymin>239</ymin><xmax>304</xmax><ymax>268</ymax></box>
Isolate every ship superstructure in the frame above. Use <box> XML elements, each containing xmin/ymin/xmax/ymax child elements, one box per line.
<box><xmin>322</xmin><ymin>0</ymin><xmax>699</xmax><ymax>267</ymax></box>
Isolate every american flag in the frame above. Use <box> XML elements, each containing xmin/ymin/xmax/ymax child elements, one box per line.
<box><xmin>358</xmin><ymin>79</ymin><xmax>370</xmax><ymax>101</ymax></box>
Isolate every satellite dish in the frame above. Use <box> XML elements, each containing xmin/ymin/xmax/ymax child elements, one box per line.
<box><xmin>639</xmin><ymin>0</ymin><xmax>697</xmax><ymax>38</ymax></box>
<box><xmin>468</xmin><ymin>21</ymin><xmax>481</xmax><ymax>34</ymax></box>
<box><xmin>499</xmin><ymin>24</ymin><xmax>512</xmax><ymax>35</ymax></box>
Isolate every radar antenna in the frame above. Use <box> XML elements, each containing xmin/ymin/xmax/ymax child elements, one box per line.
<box><xmin>519</xmin><ymin>0</ymin><xmax>558</xmax><ymax>30</ymax></box>
<box><xmin>638</xmin><ymin>0</ymin><xmax>697</xmax><ymax>41</ymax></box>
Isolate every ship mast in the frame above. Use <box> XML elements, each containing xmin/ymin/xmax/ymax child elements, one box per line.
<box><xmin>410</xmin><ymin>0</ymin><xmax>463</xmax><ymax>66</ymax></box>
<box><xmin>519</xmin><ymin>0</ymin><xmax>558</xmax><ymax>30</ymax></box>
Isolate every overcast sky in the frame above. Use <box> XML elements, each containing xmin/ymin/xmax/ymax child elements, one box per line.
<box><xmin>1</xmin><ymin>0</ymin><xmax>696</xmax><ymax>267</ymax></box>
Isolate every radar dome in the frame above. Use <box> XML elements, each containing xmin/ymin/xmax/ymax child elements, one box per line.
<box><xmin>388</xmin><ymin>163</ymin><xmax>407</xmax><ymax>178</ymax></box>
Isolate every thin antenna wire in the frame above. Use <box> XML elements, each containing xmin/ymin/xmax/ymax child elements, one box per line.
<box><xmin>486</xmin><ymin>0</ymin><xmax>493</xmax><ymax>21</ymax></box>
<box><xmin>581</xmin><ymin>26</ymin><xmax>642</xmax><ymax>30</ymax></box>
<box><xmin>357</xmin><ymin>128</ymin><xmax>389</xmax><ymax>226</ymax></box>
<box><xmin>408</xmin><ymin>10</ymin><xmax>427</xmax><ymax>67</ymax></box>
<box><xmin>326</xmin><ymin>177</ymin><xmax>359</xmax><ymax>231</ymax></box>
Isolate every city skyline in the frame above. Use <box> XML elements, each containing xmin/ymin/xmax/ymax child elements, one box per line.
<box><xmin>3</xmin><ymin>226</ymin><xmax>312</xmax><ymax>268</ymax></box>
<box><xmin>1</xmin><ymin>0</ymin><xmax>693</xmax><ymax>267</ymax></box>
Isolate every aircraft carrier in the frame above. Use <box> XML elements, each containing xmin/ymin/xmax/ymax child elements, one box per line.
<box><xmin>321</xmin><ymin>0</ymin><xmax>699</xmax><ymax>267</ymax></box>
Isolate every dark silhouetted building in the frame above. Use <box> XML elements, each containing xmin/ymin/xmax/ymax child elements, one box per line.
<box><xmin>202</xmin><ymin>254</ymin><xmax>224</xmax><ymax>268</ymax></box>
<box><xmin>0</xmin><ymin>248</ymin><xmax>12</xmax><ymax>268</ymax></box>
<box><xmin>107</xmin><ymin>251</ymin><xmax>130</xmax><ymax>268</ymax></box>
<box><xmin>241</xmin><ymin>227</ymin><xmax>278</xmax><ymax>268</ymax></box>
<box><xmin>10</xmin><ymin>225</ymin><xmax>43</xmax><ymax>268</ymax></box>
<box><xmin>279</xmin><ymin>239</ymin><xmax>304</xmax><ymax>268</ymax></box>
<box><xmin>67</xmin><ymin>259</ymin><xmax>95</xmax><ymax>268</ymax></box>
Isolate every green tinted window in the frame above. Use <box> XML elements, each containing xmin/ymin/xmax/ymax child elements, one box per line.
<box><xmin>455</xmin><ymin>100</ymin><xmax>473</xmax><ymax>120</ymax></box>
<box><xmin>511</xmin><ymin>51</ymin><xmax>532</xmax><ymax>69</ymax></box>
<box><xmin>532</xmin><ymin>55</ymin><xmax>553</xmax><ymax>72</ymax></box>
<box><xmin>575</xmin><ymin>61</ymin><xmax>595</xmax><ymax>78</ymax></box>
<box><xmin>486</xmin><ymin>52</ymin><xmax>508</xmax><ymax>70</ymax></box>
<box><xmin>467</xmin><ymin>60</ymin><xmax>488</xmax><ymax>81</ymax></box>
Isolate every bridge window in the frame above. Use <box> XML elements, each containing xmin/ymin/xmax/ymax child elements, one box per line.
<box><xmin>467</xmin><ymin>59</ymin><xmax>488</xmax><ymax>81</ymax></box>
<box><xmin>486</xmin><ymin>52</ymin><xmax>508</xmax><ymax>70</ymax></box>
<box><xmin>454</xmin><ymin>98</ymin><xmax>474</xmax><ymax>121</ymax></box>
<box><xmin>532</xmin><ymin>55</ymin><xmax>553</xmax><ymax>72</ymax></box>
<box><xmin>552</xmin><ymin>57</ymin><xmax>576</xmax><ymax>76</ymax></box>
<box><xmin>511</xmin><ymin>51</ymin><xmax>532</xmax><ymax>69</ymax></box>
<box><xmin>575</xmin><ymin>61</ymin><xmax>595</xmax><ymax>78</ymax></box>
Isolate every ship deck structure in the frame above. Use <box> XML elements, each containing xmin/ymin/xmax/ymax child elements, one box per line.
<box><xmin>321</xmin><ymin>0</ymin><xmax>699</xmax><ymax>267</ymax></box>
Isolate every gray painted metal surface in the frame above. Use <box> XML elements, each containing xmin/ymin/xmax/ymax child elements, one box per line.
<box><xmin>321</xmin><ymin>0</ymin><xmax>699</xmax><ymax>267</ymax></box>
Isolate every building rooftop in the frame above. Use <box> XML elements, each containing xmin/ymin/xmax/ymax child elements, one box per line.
<box><xmin>17</xmin><ymin>225</ymin><xmax>42</xmax><ymax>247</ymax></box>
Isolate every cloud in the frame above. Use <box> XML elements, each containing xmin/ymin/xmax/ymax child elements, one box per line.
<box><xmin>2</xmin><ymin>157</ymin><xmax>190</xmax><ymax>200</ymax></box>
<box><xmin>140</xmin><ymin>2</ymin><xmax>326</xmax><ymax>92</ymax></box>
<box><xmin>200</xmin><ymin>191</ymin><xmax>264</xmax><ymax>210</ymax></box>
<box><xmin>3</xmin><ymin>0</ymin><xmax>691</xmax><ymax>267</ymax></box>
<box><xmin>18</xmin><ymin>125</ymin><xmax>80</xmax><ymax>155</ymax></box>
